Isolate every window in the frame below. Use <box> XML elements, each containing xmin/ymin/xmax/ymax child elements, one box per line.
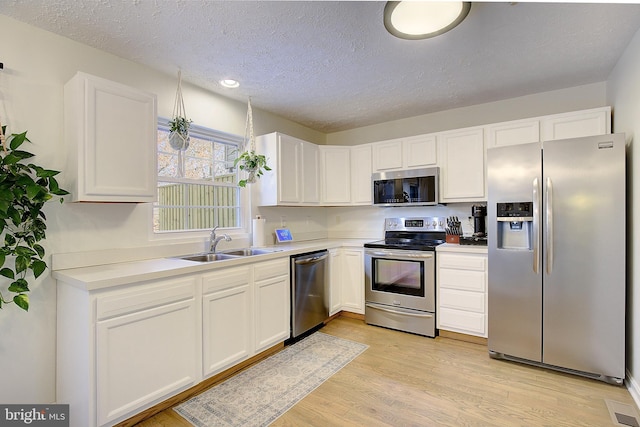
<box><xmin>154</xmin><ymin>119</ymin><xmax>243</xmax><ymax>233</ymax></box>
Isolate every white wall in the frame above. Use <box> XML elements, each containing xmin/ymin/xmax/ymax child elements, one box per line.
<box><xmin>0</xmin><ymin>14</ymin><xmax>323</xmax><ymax>404</ymax></box>
<box><xmin>607</xmin><ymin>25</ymin><xmax>640</xmax><ymax>399</ymax></box>
<box><xmin>327</xmin><ymin>82</ymin><xmax>607</xmax><ymax>146</ymax></box>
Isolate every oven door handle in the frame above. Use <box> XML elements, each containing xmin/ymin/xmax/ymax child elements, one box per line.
<box><xmin>365</xmin><ymin>303</ymin><xmax>434</xmax><ymax>318</ymax></box>
<box><xmin>365</xmin><ymin>251</ymin><xmax>434</xmax><ymax>259</ymax></box>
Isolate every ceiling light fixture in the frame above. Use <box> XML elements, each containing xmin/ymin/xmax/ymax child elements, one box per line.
<box><xmin>220</xmin><ymin>79</ymin><xmax>240</xmax><ymax>88</ymax></box>
<box><xmin>384</xmin><ymin>1</ymin><xmax>471</xmax><ymax>40</ymax></box>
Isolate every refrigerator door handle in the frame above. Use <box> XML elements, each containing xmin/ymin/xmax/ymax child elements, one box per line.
<box><xmin>545</xmin><ymin>177</ymin><xmax>553</xmax><ymax>274</ymax></box>
<box><xmin>532</xmin><ymin>177</ymin><xmax>540</xmax><ymax>273</ymax></box>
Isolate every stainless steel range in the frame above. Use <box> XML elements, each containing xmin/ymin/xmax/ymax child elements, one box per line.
<box><xmin>364</xmin><ymin>217</ymin><xmax>446</xmax><ymax>337</ymax></box>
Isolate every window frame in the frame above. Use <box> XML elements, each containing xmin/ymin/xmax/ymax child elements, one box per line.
<box><xmin>152</xmin><ymin>117</ymin><xmax>249</xmax><ymax>238</ymax></box>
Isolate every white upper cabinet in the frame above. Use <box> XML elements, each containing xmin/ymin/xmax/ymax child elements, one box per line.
<box><xmin>372</xmin><ymin>138</ymin><xmax>403</xmax><ymax>171</ymax></box>
<box><xmin>253</xmin><ymin>132</ymin><xmax>320</xmax><ymax>206</ymax></box>
<box><xmin>486</xmin><ymin>119</ymin><xmax>540</xmax><ymax>148</ymax></box>
<box><xmin>541</xmin><ymin>106</ymin><xmax>611</xmax><ymax>141</ymax></box>
<box><xmin>320</xmin><ymin>146</ymin><xmax>351</xmax><ymax>205</ymax></box>
<box><xmin>320</xmin><ymin>144</ymin><xmax>373</xmax><ymax>206</ymax></box>
<box><xmin>438</xmin><ymin>127</ymin><xmax>485</xmax><ymax>202</ymax></box>
<box><xmin>485</xmin><ymin>106</ymin><xmax>611</xmax><ymax>149</ymax></box>
<box><xmin>403</xmin><ymin>134</ymin><xmax>437</xmax><ymax>168</ymax></box>
<box><xmin>277</xmin><ymin>134</ymin><xmax>301</xmax><ymax>203</ymax></box>
<box><xmin>302</xmin><ymin>142</ymin><xmax>321</xmax><ymax>204</ymax></box>
<box><xmin>64</xmin><ymin>72</ymin><xmax>157</xmax><ymax>202</ymax></box>
<box><xmin>372</xmin><ymin>135</ymin><xmax>437</xmax><ymax>172</ymax></box>
<box><xmin>350</xmin><ymin>144</ymin><xmax>373</xmax><ymax>205</ymax></box>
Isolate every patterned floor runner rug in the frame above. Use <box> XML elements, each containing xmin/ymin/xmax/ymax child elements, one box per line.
<box><xmin>175</xmin><ymin>332</ymin><xmax>368</xmax><ymax>427</ymax></box>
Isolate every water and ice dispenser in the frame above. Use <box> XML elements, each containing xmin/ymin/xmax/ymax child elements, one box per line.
<box><xmin>496</xmin><ymin>202</ymin><xmax>534</xmax><ymax>250</ymax></box>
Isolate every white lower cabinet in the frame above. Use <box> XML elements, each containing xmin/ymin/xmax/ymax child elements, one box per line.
<box><xmin>94</xmin><ymin>276</ymin><xmax>200</xmax><ymax>426</ymax></box>
<box><xmin>57</xmin><ymin>256</ymin><xmax>291</xmax><ymax>427</ymax></box>
<box><xmin>202</xmin><ymin>266</ymin><xmax>253</xmax><ymax>378</ymax></box>
<box><xmin>340</xmin><ymin>249</ymin><xmax>365</xmax><ymax>314</ymax></box>
<box><xmin>328</xmin><ymin>248</ymin><xmax>364</xmax><ymax>315</ymax></box>
<box><xmin>254</xmin><ymin>258</ymin><xmax>291</xmax><ymax>352</ymax></box>
<box><xmin>437</xmin><ymin>252</ymin><xmax>488</xmax><ymax>337</ymax></box>
<box><xmin>328</xmin><ymin>249</ymin><xmax>343</xmax><ymax>315</ymax></box>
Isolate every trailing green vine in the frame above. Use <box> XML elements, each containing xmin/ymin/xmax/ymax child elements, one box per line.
<box><xmin>0</xmin><ymin>128</ymin><xmax>68</xmax><ymax>311</ymax></box>
<box><xmin>234</xmin><ymin>151</ymin><xmax>271</xmax><ymax>187</ymax></box>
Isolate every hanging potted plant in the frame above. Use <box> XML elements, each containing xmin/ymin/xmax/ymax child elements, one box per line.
<box><xmin>168</xmin><ymin>70</ymin><xmax>191</xmax><ymax>151</ymax></box>
<box><xmin>168</xmin><ymin>116</ymin><xmax>191</xmax><ymax>150</ymax></box>
<box><xmin>0</xmin><ymin>125</ymin><xmax>69</xmax><ymax>311</ymax></box>
<box><xmin>234</xmin><ymin>98</ymin><xmax>271</xmax><ymax>187</ymax></box>
<box><xmin>235</xmin><ymin>150</ymin><xmax>270</xmax><ymax>187</ymax></box>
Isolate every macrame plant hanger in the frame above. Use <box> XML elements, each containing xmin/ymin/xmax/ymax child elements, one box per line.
<box><xmin>169</xmin><ymin>70</ymin><xmax>190</xmax><ymax>151</ymax></box>
<box><xmin>243</xmin><ymin>98</ymin><xmax>259</xmax><ymax>184</ymax></box>
<box><xmin>169</xmin><ymin>70</ymin><xmax>190</xmax><ymax>177</ymax></box>
<box><xmin>244</xmin><ymin>97</ymin><xmax>256</xmax><ymax>153</ymax></box>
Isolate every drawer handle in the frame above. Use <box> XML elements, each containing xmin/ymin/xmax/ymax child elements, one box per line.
<box><xmin>366</xmin><ymin>303</ymin><xmax>433</xmax><ymax>318</ymax></box>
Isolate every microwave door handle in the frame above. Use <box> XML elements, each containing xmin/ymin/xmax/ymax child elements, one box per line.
<box><xmin>532</xmin><ymin>177</ymin><xmax>540</xmax><ymax>274</ymax></box>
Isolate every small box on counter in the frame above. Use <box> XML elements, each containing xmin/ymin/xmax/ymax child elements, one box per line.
<box><xmin>446</xmin><ymin>234</ymin><xmax>460</xmax><ymax>244</ymax></box>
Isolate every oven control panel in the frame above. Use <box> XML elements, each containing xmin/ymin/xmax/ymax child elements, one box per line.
<box><xmin>384</xmin><ymin>217</ymin><xmax>446</xmax><ymax>232</ymax></box>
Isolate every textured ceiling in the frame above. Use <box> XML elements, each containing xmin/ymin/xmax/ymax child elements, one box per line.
<box><xmin>2</xmin><ymin>1</ymin><xmax>640</xmax><ymax>133</ymax></box>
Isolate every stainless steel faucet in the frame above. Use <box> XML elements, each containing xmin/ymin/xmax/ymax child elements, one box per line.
<box><xmin>209</xmin><ymin>226</ymin><xmax>232</xmax><ymax>253</ymax></box>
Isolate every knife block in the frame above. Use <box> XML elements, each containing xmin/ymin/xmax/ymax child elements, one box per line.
<box><xmin>446</xmin><ymin>234</ymin><xmax>460</xmax><ymax>244</ymax></box>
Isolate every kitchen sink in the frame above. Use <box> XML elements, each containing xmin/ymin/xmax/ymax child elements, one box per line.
<box><xmin>177</xmin><ymin>253</ymin><xmax>240</xmax><ymax>262</ymax></box>
<box><xmin>220</xmin><ymin>248</ymin><xmax>282</xmax><ymax>256</ymax></box>
<box><xmin>174</xmin><ymin>248</ymin><xmax>282</xmax><ymax>262</ymax></box>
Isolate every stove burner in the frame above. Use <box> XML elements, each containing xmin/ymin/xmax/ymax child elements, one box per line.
<box><xmin>364</xmin><ymin>239</ymin><xmax>444</xmax><ymax>251</ymax></box>
<box><xmin>364</xmin><ymin>217</ymin><xmax>447</xmax><ymax>251</ymax></box>
<box><xmin>364</xmin><ymin>232</ymin><xmax>445</xmax><ymax>251</ymax></box>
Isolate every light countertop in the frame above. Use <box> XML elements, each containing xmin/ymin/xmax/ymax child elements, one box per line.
<box><xmin>437</xmin><ymin>243</ymin><xmax>488</xmax><ymax>254</ymax></box>
<box><xmin>53</xmin><ymin>239</ymin><xmax>369</xmax><ymax>291</ymax></box>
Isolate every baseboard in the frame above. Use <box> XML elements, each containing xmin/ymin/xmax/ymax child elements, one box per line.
<box><xmin>338</xmin><ymin>311</ymin><xmax>365</xmax><ymax>321</ymax></box>
<box><xmin>626</xmin><ymin>369</ymin><xmax>640</xmax><ymax>409</ymax></box>
<box><xmin>438</xmin><ymin>330</ymin><xmax>488</xmax><ymax>346</ymax></box>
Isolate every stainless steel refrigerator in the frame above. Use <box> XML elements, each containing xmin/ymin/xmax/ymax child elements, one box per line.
<box><xmin>487</xmin><ymin>133</ymin><xmax>626</xmax><ymax>384</ymax></box>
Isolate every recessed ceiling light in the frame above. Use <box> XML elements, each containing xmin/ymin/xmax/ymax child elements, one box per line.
<box><xmin>384</xmin><ymin>1</ymin><xmax>471</xmax><ymax>40</ymax></box>
<box><xmin>220</xmin><ymin>79</ymin><xmax>240</xmax><ymax>88</ymax></box>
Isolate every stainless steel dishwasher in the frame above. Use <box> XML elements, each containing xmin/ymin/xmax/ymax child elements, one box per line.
<box><xmin>290</xmin><ymin>250</ymin><xmax>329</xmax><ymax>339</ymax></box>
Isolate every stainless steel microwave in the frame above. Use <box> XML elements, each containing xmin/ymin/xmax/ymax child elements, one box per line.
<box><xmin>372</xmin><ymin>167</ymin><xmax>439</xmax><ymax>206</ymax></box>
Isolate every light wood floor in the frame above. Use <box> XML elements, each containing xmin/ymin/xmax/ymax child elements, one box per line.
<box><xmin>138</xmin><ymin>316</ymin><xmax>636</xmax><ymax>426</ymax></box>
